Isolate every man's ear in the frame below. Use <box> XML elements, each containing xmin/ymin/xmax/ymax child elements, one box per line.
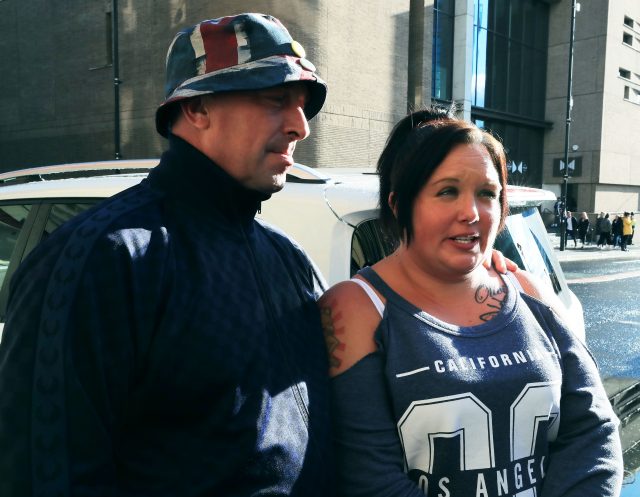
<box><xmin>178</xmin><ymin>96</ymin><xmax>211</xmax><ymax>130</ymax></box>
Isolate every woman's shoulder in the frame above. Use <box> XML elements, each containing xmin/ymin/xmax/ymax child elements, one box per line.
<box><xmin>319</xmin><ymin>278</ymin><xmax>385</xmax><ymax>376</ymax></box>
<box><xmin>510</xmin><ymin>269</ymin><xmax>583</xmax><ymax>337</ymax></box>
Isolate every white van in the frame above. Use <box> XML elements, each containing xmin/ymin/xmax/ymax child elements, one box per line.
<box><xmin>260</xmin><ymin>165</ymin><xmax>585</xmax><ymax>339</ymax></box>
<box><xmin>0</xmin><ymin>161</ymin><xmax>584</xmax><ymax>340</ymax></box>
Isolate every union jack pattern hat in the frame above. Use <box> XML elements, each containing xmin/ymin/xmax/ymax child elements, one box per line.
<box><xmin>156</xmin><ymin>13</ymin><xmax>327</xmax><ymax>137</ymax></box>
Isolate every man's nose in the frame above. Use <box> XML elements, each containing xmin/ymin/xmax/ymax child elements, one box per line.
<box><xmin>285</xmin><ymin>101</ymin><xmax>310</xmax><ymax>141</ymax></box>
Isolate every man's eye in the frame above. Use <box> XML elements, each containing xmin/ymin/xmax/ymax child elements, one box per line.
<box><xmin>264</xmin><ymin>94</ymin><xmax>286</xmax><ymax>105</ymax></box>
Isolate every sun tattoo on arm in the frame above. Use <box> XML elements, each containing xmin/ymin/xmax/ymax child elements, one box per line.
<box><xmin>474</xmin><ymin>284</ymin><xmax>508</xmax><ymax>322</ymax></box>
<box><xmin>319</xmin><ymin>300</ymin><xmax>346</xmax><ymax>370</ymax></box>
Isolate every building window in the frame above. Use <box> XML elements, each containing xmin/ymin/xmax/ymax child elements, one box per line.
<box><xmin>620</xmin><ymin>68</ymin><xmax>631</xmax><ymax>79</ymax></box>
<box><xmin>623</xmin><ymin>32</ymin><xmax>633</xmax><ymax>46</ymax></box>
<box><xmin>432</xmin><ymin>0</ymin><xmax>455</xmax><ymax>102</ymax></box>
<box><xmin>470</xmin><ymin>0</ymin><xmax>550</xmax><ymax>188</ymax></box>
<box><xmin>472</xmin><ymin>0</ymin><xmax>549</xmax><ymax>120</ymax></box>
<box><xmin>624</xmin><ymin>16</ymin><xmax>634</xmax><ymax>29</ymax></box>
<box><xmin>625</xmin><ymin>86</ymin><xmax>640</xmax><ymax>105</ymax></box>
<box><xmin>471</xmin><ymin>116</ymin><xmax>544</xmax><ymax>186</ymax></box>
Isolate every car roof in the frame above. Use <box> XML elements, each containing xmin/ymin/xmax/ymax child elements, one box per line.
<box><xmin>0</xmin><ymin>160</ymin><xmax>555</xmax><ymax>207</ymax></box>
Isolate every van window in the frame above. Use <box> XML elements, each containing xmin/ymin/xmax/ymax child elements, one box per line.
<box><xmin>350</xmin><ymin>207</ymin><xmax>567</xmax><ymax>302</ymax></box>
<box><xmin>0</xmin><ymin>204</ymin><xmax>32</xmax><ymax>290</ymax></box>
<box><xmin>0</xmin><ymin>202</ymin><xmax>95</xmax><ymax>321</ymax></box>
<box><xmin>500</xmin><ymin>207</ymin><xmax>566</xmax><ymax>298</ymax></box>
<box><xmin>42</xmin><ymin>203</ymin><xmax>95</xmax><ymax>241</ymax></box>
<box><xmin>350</xmin><ymin>219</ymin><xmax>395</xmax><ymax>276</ymax></box>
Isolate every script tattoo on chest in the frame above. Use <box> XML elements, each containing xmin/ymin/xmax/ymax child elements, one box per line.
<box><xmin>474</xmin><ymin>284</ymin><xmax>508</xmax><ymax>322</ymax></box>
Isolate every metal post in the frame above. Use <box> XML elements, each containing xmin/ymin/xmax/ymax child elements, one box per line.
<box><xmin>560</xmin><ymin>0</ymin><xmax>578</xmax><ymax>251</ymax></box>
<box><xmin>112</xmin><ymin>0</ymin><xmax>122</xmax><ymax>160</ymax></box>
<box><xmin>407</xmin><ymin>0</ymin><xmax>424</xmax><ymax>112</ymax></box>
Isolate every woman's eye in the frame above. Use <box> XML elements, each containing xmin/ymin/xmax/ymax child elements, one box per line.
<box><xmin>480</xmin><ymin>190</ymin><xmax>498</xmax><ymax>199</ymax></box>
<box><xmin>437</xmin><ymin>188</ymin><xmax>457</xmax><ymax>197</ymax></box>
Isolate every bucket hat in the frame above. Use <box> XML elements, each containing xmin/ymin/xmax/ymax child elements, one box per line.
<box><xmin>156</xmin><ymin>13</ymin><xmax>327</xmax><ymax>137</ymax></box>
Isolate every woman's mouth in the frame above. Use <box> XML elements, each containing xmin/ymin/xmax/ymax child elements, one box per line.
<box><xmin>450</xmin><ymin>235</ymin><xmax>480</xmax><ymax>244</ymax></box>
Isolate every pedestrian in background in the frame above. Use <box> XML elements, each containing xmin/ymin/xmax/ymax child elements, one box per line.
<box><xmin>553</xmin><ymin>197</ymin><xmax>563</xmax><ymax>229</ymax></box>
<box><xmin>631</xmin><ymin>212</ymin><xmax>636</xmax><ymax>245</ymax></box>
<box><xmin>0</xmin><ymin>13</ymin><xmax>334</xmax><ymax>497</ymax></box>
<box><xmin>565</xmin><ymin>210</ymin><xmax>577</xmax><ymax>247</ymax></box>
<box><xmin>612</xmin><ymin>214</ymin><xmax>623</xmax><ymax>248</ymax></box>
<box><xmin>598</xmin><ymin>213</ymin><xmax>612</xmax><ymax>248</ymax></box>
<box><xmin>622</xmin><ymin>211</ymin><xmax>633</xmax><ymax>251</ymax></box>
<box><xmin>577</xmin><ymin>211</ymin><xmax>590</xmax><ymax>248</ymax></box>
<box><xmin>320</xmin><ymin>107</ymin><xmax>623</xmax><ymax>497</ymax></box>
<box><xmin>594</xmin><ymin>212</ymin><xmax>603</xmax><ymax>242</ymax></box>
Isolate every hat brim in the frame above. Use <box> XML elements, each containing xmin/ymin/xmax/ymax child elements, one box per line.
<box><xmin>155</xmin><ymin>55</ymin><xmax>327</xmax><ymax>137</ymax></box>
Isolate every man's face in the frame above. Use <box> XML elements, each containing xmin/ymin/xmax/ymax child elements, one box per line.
<box><xmin>199</xmin><ymin>83</ymin><xmax>310</xmax><ymax>193</ymax></box>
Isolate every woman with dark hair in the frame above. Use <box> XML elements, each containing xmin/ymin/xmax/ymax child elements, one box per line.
<box><xmin>577</xmin><ymin>211</ymin><xmax>590</xmax><ymax>248</ymax></box>
<box><xmin>597</xmin><ymin>213</ymin><xmax>612</xmax><ymax>248</ymax></box>
<box><xmin>319</xmin><ymin>108</ymin><xmax>622</xmax><ymax>497</ymax></box>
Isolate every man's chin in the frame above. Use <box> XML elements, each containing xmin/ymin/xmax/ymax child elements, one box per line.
<box><xmin>270</xmin><ymin>172</ymin><xmax>288</xmax><ymax>192</ymax></box>
<box><xmin>253</xmin><ymin>174</ymin><xmax>286</xmax><ymax>195</ymax></box>
<box><xmin>271</xmin><ymin>182</ymin><xmax>285</xmax><ymax>193</ymax></box>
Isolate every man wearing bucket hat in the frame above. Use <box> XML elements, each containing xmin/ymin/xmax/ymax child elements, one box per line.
<box><xmin>0</xmin><ymin>13</ymin><xmax>333</xmax><ymax>497</ymax></box>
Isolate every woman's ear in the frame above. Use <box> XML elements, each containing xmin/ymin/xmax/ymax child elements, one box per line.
<box><xmin>388</xmin><ymin>192</ymin><xmax>398</xmax><ymax>218</ymax></box>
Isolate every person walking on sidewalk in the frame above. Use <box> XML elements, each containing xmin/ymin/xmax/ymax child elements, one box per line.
<box><xmin>612</xmin><ymin>215</ymin><xmax>623</xmax><ymax>248</ymax></box>
<box><xmin>597</xmin><ymin>213</ymin><xmax>612</xmax><ymax>248</ymax></box>
<box><xmin>577</xmin><ymin>211</ymin><xmax>590</xmax><ymax>248</ymax></box>
<box><xmin>553</xmin><ymin>197</ymin><xmax>563</xmax><ymax>229</ymax></box>
<box><xmin>622</xmin><ymin>211</ymin><xmax>633</xmax><ymax>251</ymax></box>
<box><xmin>594</xmin><ymin>212</ymin><xmax>603</xmax><ymax>240</ymax></box>
<box><xmin>565</xmin><ymin>210</ymin><xmax>577</xmax><ymax>247</ymax></box>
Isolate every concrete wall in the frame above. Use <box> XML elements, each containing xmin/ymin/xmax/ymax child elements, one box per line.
<box><xmin>543</xmin><ymin>0</ymin><xmax>609</xmax><ymax>213</ymax></box>
<box><xmin>0</xmin><ymin>0</ymin><xmax>414</xmax><ymax>171</ymax></box>
<box><xmin>599</xmin><ymin>0</ymin><xmax>640</xmax><ymax>197</ymax></box>
<box><xmin>595</xmin><ymin>184</ymin><xmax>640</xmax><ymax>213</ymax></box>
<box><xmin>544</xmin><ymin>0</ymin><xmax>640</xmax><ymax>214</ymax></box>
<box><xmin>309</xmin><ymin>1</ymin><xmax>410</xmax><ymax>168</ymax></box>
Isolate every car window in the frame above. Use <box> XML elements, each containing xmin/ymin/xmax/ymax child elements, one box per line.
<box><xmin>0</xmin><ymin>201</ymin><xmax>95</xmax><ymax>322</ymax></box>
<box><xmin>351</xmin><ymin>208</ymin><xmax>567</xmax><ymax>298</ymax></box>
<box><xmin>42</xmin><ymin>203</ymin><xmax>95</xmax><ymax>240</ymax></box>
<box><xmin>350</xmin><ymin>218</ymin><xmax>396</xmax><ymax>277</ymax></box>
<box><xmin>500</xmin><ymin>207</ymin><xmax>568</xmax><ymax>303</ymax></box>
<box><xmin>0</xmin><ymin>204</ymin><xmax>32</xmax><ymax>290</ymax></box>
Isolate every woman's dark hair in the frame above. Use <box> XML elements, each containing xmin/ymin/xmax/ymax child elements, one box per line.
<box><xmin>377</xmin><ymin>105</ymin><xmax>508</xmax><ymax>245</ymax></box>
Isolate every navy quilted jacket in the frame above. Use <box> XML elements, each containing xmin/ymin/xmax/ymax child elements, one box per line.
<box><xmin>0</xmin><ymin>136</ymin><xmax>334</xmax><ymax>496</ymax></box>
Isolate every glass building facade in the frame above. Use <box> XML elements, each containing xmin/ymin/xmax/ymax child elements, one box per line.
<box><xmin>432</xmin><ymin>0</ymin><xmax>455</xmax><ymax>102</ymax></box>
<box><xmin>472</xmin><ymin>0</ymin><xmax>550</xmax><ymax>186</ymax></box>
<box><xmin>432</xmin><ymin>0</ymin><xmax>551</xmax><ymax>186</ymax></box>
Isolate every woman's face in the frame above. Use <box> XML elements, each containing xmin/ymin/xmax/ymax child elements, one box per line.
<box><xmin>405</xmin><ymin>143</ymin><xmax>502</xmax><ymax>279</ymax></box>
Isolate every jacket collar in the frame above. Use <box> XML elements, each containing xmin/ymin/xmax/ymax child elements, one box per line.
<box><xmin>149</xmin><ymin>134</ymin><xmax>270</xmax><ymax>224</ymax></box>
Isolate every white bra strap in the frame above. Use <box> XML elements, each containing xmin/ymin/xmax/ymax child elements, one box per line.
<box><xmin>504</xmin><ymin>270</ymin><xmax>525</xmax><ymax>293</ymax></box>
<box><xmin>349</xmin><ymin>277</ymin><xmax>385</xmax><ymax>317</ymax></box>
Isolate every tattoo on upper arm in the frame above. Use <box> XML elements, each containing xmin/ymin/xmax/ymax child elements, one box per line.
<box><xmin>320</xmin><ymin>301</ymin><xmax>346</xmax><ymax>370</ymax></box>
<box><xmin>475</xmin><ymin>284</ymin><xmax>508</xmax><ymax>322</ymax></box>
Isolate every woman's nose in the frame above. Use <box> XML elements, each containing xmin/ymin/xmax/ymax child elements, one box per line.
<box><xmin>458</xmin><ymin>195</ymin><xmax>480</xmax><ymax>224</ymax></box>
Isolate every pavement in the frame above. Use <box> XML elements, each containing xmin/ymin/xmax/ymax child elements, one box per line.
<box><xmin>548</xmin><ymin>232</ymin><xmax>640</xmax><ymax>263</ymax></box>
